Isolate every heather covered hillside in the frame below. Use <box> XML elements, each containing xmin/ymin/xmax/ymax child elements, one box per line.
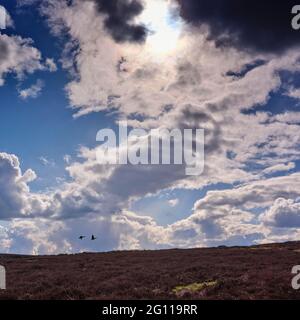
<box><xmin>1</xmin><ymin>242</ymin><xmax>300</xmax><ymax>300</ymax></box>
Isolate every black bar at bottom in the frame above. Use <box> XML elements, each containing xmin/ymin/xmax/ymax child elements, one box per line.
<box><xmin>0</xmin><ymin>300</ymin><xmax>298</xmax><ymax>319</ymax></box>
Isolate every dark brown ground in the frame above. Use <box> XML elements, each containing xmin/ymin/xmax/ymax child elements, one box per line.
<box><xmin>1</xmin><ymin>241</ymin><xmax>300</xmax><ymax>300</ymax></box>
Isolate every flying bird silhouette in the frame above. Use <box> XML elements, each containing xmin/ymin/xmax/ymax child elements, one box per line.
<box><xmin>117</xmin><ymin>56</ymin><xmax>128</xmax><ymax>72</ymax></box>
<box><xmin>79</xmin><ymin>236</ymin><xmax>86</xmax><ymax>240</ymax></box>
<box><xmin>91</xmin><ymin>235</ymin><xmax>97</xmax><ymax>241</ymax></box>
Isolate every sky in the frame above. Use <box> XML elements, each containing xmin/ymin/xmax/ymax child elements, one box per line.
<box><xmin>1</xmin><ymin>0</ymin><xmax>300</xmax><ymax>254</ymax></box>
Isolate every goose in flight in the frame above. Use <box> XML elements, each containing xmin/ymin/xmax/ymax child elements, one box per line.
<box><xmin>79</xmin><ymin>236</ymin><xmax>86</xmax><ymax>240</ymax></box>
<box><xmin>91</xmin><ymin>235</ymin><xmax>97</xmax><ymax>241</ymax></box>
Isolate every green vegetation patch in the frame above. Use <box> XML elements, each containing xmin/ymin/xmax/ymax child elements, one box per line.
<box><xmin>172</xmin><ymin>281</ymin><xmax>218</xmax><ymax>295</ymax></box>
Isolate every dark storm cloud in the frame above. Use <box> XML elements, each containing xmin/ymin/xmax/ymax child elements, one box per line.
<box><xmin>91</xmin><ymin>0</ymin><xmax>147</xmax><ymax>43</ymax></box>
<box><xmin>177</xmin><ymin>0</ymin><xmax>300</xmax><ymax>53</ymax></box>
<box><xmin>0</xmin><ymin>39</ymin><xmax>8</xmax><ymax>62</ymax></box>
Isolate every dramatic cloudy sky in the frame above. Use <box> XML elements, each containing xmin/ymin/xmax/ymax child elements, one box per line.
<box><xmin>1</xmin><ymin>0</ymin><xmax>300</xmax><ymax>254</ymax></box>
